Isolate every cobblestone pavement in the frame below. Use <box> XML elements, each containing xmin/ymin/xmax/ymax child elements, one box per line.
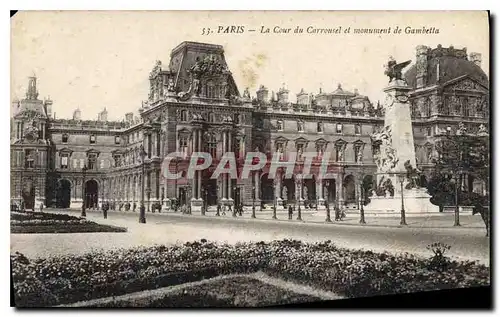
<box><xmin>10</xmin><ymin>208</ymin><xmax>490</xmax><ymax>265</ymax></box>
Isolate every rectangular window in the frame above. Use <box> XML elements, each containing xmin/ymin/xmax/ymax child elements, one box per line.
<box><xmin>62</xmin><ymin>134</ymin><xmax>69</xmax><ymax>143</ymax></box>
<box><xmin>115</xmin><ymin>136</ymin><xmax>121</xmax><ymax>145</ymax></box>
<box><xmin>90</xmin><ymin>135</ymin><xmax>96</xmax><ymax>144</ymax></box>
<box><xmin>61</xmin><ymin>155</ymin><xmax>69</xmax><ymax>169</ymax></box>
<box><xmin>88</xmin><ymin>154</ymin><xmax>97</xmax><ymax>170</ymax></box>
<box><xmin>426</xmin><ymin>127</ymin><xmax>432</xmax><ymax>137</ymax></box>
<box><xmin>25</xmin><ymin>149</ymin><xmax>34</xmax><ymax>168</ymax></box>
<box><xmin>336</xmin><ymin>124</ymin><xmax>343</xmax><ymax>134</ymax></box>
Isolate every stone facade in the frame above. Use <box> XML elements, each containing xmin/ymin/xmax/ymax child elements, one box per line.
<box><xmin>10</xmin><ymin>42</ymin><xmax>489</xmax><ymax>212</ymax></box>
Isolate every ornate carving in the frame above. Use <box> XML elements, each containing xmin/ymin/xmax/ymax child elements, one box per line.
<box><xmin>189</xmin><ymin>55</ymin><xmax>227</xmax><ymax>79</ymax></box>
<box><xmin>149</xmin><ymin>60</ymin><xmax>162</xmax><ymax>79</ymax></box>
<box><xmin>404</xmin><ymin>160</ymin><xmax>422</xmax><ymax>189</ymax></box>
<box><xmin>456</xmin><ymin>122</ymin><xmax>467</xmax><ymax>135</ymax></box>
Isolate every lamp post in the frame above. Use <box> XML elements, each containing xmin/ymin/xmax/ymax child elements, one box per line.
<box><xmin>454</xmin><ymin>172</ymin><xmax>461</xmax><ymax>226</ymax></box>
<box><xmin>81</xmin><ymin>165</ymin><xmax>88</xmax><ymax>217</ymax></box>
<box><xmin>296</xmin><ymin>176</ymin><xmax>303</xmax><ymax>221</ymax></box>
<box><xmin>272</xmin><ymin>178</ymin><xmax>277</xmax><ymax>220</ymax></box>
<box><xmin>359</xmin><ymin>177</ymin><xmax>366</xmax><ymax>224</ymax></box>
<box><xmin>216</xmin><ymin>184</ymin><xmax>220</xmax><ymax>216</ymax></box>
<box><xmin>399</xmin><ymin>174</ymin><xmax>407</xmax><ymax>226</ymax></box>
<box><xmin>325</xmin><ymin>180</ymin><xmax>332</xmax><ymax>222</ymax></box>
<box><xmin>232</xmin><ymin>185</ymin><xmax>237</xmax><ymax>217</ymax></box>
<box><xmin>202</xmin><ymin>188</ymin><xmax>207</xmax><ymax>216</ymax></box>
<box><xmin>252</xmin><ymin>182</ymin><xmax>256</xmax><ymax>219</ymax></box>
<box><xmin>139</xmin><ymin>145</ymin><xmax>147</xmax><ymax>224</ymax></box>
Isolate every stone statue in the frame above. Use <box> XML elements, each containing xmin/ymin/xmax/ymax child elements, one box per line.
<box><xmin>404</xmin><ymin>160</ymin><xmax>421</xmax><ymax>189</ymax></box>
<box><xmin>456</xmin><ymin>122</ymin><xmax>467</xmax><ymax>135</ymax></box>
<box><xmin>478</xmin><ymin>124</ymin><xmax>488</xmax><ymax>136</ymax></box>
<box><xmin>193</xmin><ymin>79</ymin><xmax>201</xmax><ymax>96</ymax></box>
<box><xmin>303</xmin><ymin>187</ymin><xmax>309</xmax><ymax>200</ymax></box>
<box><xmin>243</xmin><ymin>87</ymin><xmax>251</xmax><ymax>99</ymax></box>
<box><xmin>282</xmin><ymin>186</ymin><xmax>288</xmax><ymax>200</ymax></box>
<box><xmin>384</xmin><ymin>57</ymin><xmax>412</xmax><ymax>83</ymax></box>
<box><xmin>167</xmin><ymin>77</ymin><xmax>175</xmax><ymax>92</ymax></box>
<box><xmin>356</xmin><ymin>148</ymin><xmax>363</xmax><ymax>163</ymax></box>
<box><xmin>277</xmin><ymin>121</ymin><xmax>283</xmax><ymax>131</ymax></box>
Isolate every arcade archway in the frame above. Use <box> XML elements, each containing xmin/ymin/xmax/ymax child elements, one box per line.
<box><xmin>56</xmin><ymin>179</ymin><xmax>71</xmax><ymax>208</ymax></box>
<box><xmin>85</xmin><ymin>180</ymin><xmax>99</xmax><ymax>209</ymax></box>
<box><xmin>260</xmin><ymin>173</ymin><xmax>274</xmax><ymax>204</ymax></box>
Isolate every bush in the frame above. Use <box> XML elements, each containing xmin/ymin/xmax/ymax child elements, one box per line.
<box><xmin>11</xmin><ymin>240</ymin><xmax>490</xmax><ymax>307</ymax></box>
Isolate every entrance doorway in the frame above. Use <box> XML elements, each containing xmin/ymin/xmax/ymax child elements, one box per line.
<box><xmin>21</xmin><ymin>178</ymin><xmax>35</xmax><ymax>210</ymax></box>
<box><xmin>84</xmin><ymin>180</ymin><xmax>99</xmax><ymax>209</ymax></box>
<box><xmin>56</xmin><ymin>179</ymin><xmax>71</xmax><ymax>208</ymax></box>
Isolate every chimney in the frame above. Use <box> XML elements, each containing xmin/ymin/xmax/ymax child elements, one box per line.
<box><xmin>469</xmin><ymin>52</ymin><xmax>482</xmax><ymax>68</ymax></box>
<box><xmin>277</xmin><ymin>86</ymin><xmax>289</xmax><ymax>103</ymax></box>
<box><xmin>125</xmin><ymin>112</ymin><xmax>134</xmax><ymax>123</ymax></box>
<box><xmin>44</xmin><ymin>97</ymin><xmax>53</xmax><ymax>117</ymax></box>
<box><xmin>98</xmin><ymin>108</ymin><xmax>108</xmax><ymax>121</ymax></box>
<box><xmin>415</xmin><ymin>45</ymin><xmax>429</xmax><ymax>88</ymax></box>
<box><xmin>26</xmin><ymin>76</ymin><xmax>39</xmax><ymax>100</ymax></box>
<box><xmin>297</xmin><ymin>88</ymin><xmax>308</xmax><ymax>105</ymax></box>
<box><xmin>256</xmin><ymin>85</ymin><xmax>269</xmax><ymax>102</ymax></box>
<box><xmin>73</xmin><ymin>108</ymin><xmax>81</xmax><ymax>121</ymax></box>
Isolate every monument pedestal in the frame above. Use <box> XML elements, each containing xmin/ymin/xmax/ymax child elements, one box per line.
<box><xmin>190</xmin><ymin>198</ymin><xmax>203</xmax><ymax>212</ymax></box>
<box><xmin>364</xmin><ymin>188</ymin><xmax>439</xmax><ymax>216</ymax></box>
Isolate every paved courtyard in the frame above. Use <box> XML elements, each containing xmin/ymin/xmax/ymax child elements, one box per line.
<box><xmin>10</xmin><ymin>208</ymin><xmax>490</xmax><ymax>265</ymax></box>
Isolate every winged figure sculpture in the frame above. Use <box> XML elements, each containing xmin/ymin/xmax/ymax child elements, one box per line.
<box><xmin>384</xmin><ymin>57</ymin><xmax>412</xmax><ymax>83</ymax></box>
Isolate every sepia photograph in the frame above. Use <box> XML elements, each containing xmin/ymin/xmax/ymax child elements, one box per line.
<box><xmin>9</xmin><ymin>10</ymin><xmax>491</xmax><ymax>308</ymax></box>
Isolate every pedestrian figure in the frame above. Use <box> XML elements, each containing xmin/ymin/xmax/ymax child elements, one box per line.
<box><xmin>216</xmin><ymin>204</ymin><xmax>221</xmax><ymax>216</ymax></box>
<box><xmin>335</xmin><ymin>206</ymin><xmax>340</xmax><ymax>221</ymax></box>
<box><xmin>238</xmin><ymin>204</ymin><xmax>243</xmax><ymax>216</ymax></box>
<box><xmin>222</xmin><ymin>205</ymin><xmax>226</xmax><ymax>216</ymax></box>
<box><xmin>133</xmin><ymin>202</ymin><xmax>137</xmax><ymax>212</ymax></box>
<box><xmin>288</xmin><ymin>205</ymin><xmax>293</xmax><ymax>220</ymax></box>
<box><xmin>103</xmin><ymin>202</ymin><xmax>109</xmax><ymax>219</ymax></box>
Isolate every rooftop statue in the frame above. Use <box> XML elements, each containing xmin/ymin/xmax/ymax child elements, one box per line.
<box><xmin>384</xmin><ymin>56</ymin><xmax>411</xmax><ymax>83</ymax></box>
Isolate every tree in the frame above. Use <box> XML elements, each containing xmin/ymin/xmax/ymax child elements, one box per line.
<box><xmin>433</xmin><ymin>124</ymin><xmax>490</xmax><ymax>234</ymax></box>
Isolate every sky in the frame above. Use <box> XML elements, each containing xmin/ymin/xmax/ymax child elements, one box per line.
<box><xmin>11</xmin><ymin>11</ymin><xmax>489</xmax><ymax>121</ymax></box>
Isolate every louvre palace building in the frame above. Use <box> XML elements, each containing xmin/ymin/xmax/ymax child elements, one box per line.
<box><xmin>10</xmin><ymin>41</ymin><xmax>489</xmax><ymax>212</ymax></box>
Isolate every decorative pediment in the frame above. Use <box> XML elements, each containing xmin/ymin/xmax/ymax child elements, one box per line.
<box><xmin>443</xmin><ymin>75</ymin><xmax>489</xmax><ymax>93</ymax></box>
<box><xmin>275</xmin><ymin>136</ymin><xmax>289</xmax><ymax>144</ymax></box>
<box><xmin>86</xmin><ymin>148</ymin><xmax>101</xmax><ymax>157</ymax></box>
<box><xmin>177</xmin><ymin>128</ymin><xmax>191</xmax><ymax>139</ymax></box>
<box><xmin>111</xmin><ymin>149</ymin><xmax>124</xmax><ymax>156</ymax></box>
<box><xmin>334</xmin><ymin>139</ymin><xmax>347</xmax><ymax>148</ymax></box>
<box><xmin>295</xmin><ymin>137</ymin><xmax>309</xmax><ymax>147</ymax></box>
<box><xmin>58</xmin><ymin>147</ymin><xmax>74</xmax><ymax>157</ymax></box>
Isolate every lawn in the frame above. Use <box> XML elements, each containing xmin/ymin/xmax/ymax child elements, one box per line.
<box><xmin>10</xmin><ymin>211</ymin><xmax>127</xmax><ymax>234</ymax></box>
<box><xmin>89</xmin><ymin>275</ymin><xmax>322</xmax><ymax>307</ymax></box>
<box><xmin>11</xmin><ymin>239</ymin><xmax>490</xmax><ymax>307</ymax></box>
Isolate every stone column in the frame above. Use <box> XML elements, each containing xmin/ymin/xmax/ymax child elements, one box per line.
<box><xmin>338</xmin><ymin>173</ymin><xmax>344</xmax><ymax>208</ymax></box>
<box><xmin>156</xmin><ymin>130</ymin><xmax>161</xmax><ymax>157</ymax></box>
<box><xmin>227</xmin><ymin>131</ymin><xmax>233</xmax><ymax>204</ymax></box>
<box><xmin>275</xmin><ymin>172</ymin><xmax>284</xmax><ymax>210</ymax></box>
<box><xmin>192</xmin><ymin>129</ymin><xmax>198</xmax><ymax>199</ymax></box>
<box><xmin>317</xmin><ymin>179</ymin><xmax>325</xmax><ymax>210</ymax></box>
<box><xmin>147</xmin><ymin>133</ymin><xmax>152</xmax><ymax>158</ymax></box>
<box><xmin>197</xmin><ymin>129</ymin><xmax>202</xmax><ymax>201</ymax></box>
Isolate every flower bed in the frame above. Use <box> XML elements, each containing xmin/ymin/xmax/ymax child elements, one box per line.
<box><xmin>10</xmin><ymin>211</ymin><xmax>127</xmax><ymax>234</ymax></box>
<box><xmin>11</xmin><ymin>240</ymin><xmax>490</xmax><ymax>307</ymax></box>
<box><xmin>91</xmin><ymin>276</ymin><xmax>322</xmax><ymax>307</ymax></box>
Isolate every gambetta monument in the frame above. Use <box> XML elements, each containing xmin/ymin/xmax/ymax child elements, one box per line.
<box><xmin>365</xmin><ymin>57</ymin><xmax>439</xmax><ymax>215</ymax></box>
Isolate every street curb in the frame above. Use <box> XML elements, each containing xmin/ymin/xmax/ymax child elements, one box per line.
<box><xmin>59</xmin><ymin>209</ymin><xmax>485</xmax><ymax>231</ymax></box>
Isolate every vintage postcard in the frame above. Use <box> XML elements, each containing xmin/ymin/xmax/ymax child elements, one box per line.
<box><xmin>10</xmin><ymin>10</ymin><xmax>490</xmax><ymax>308</ymax></box>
